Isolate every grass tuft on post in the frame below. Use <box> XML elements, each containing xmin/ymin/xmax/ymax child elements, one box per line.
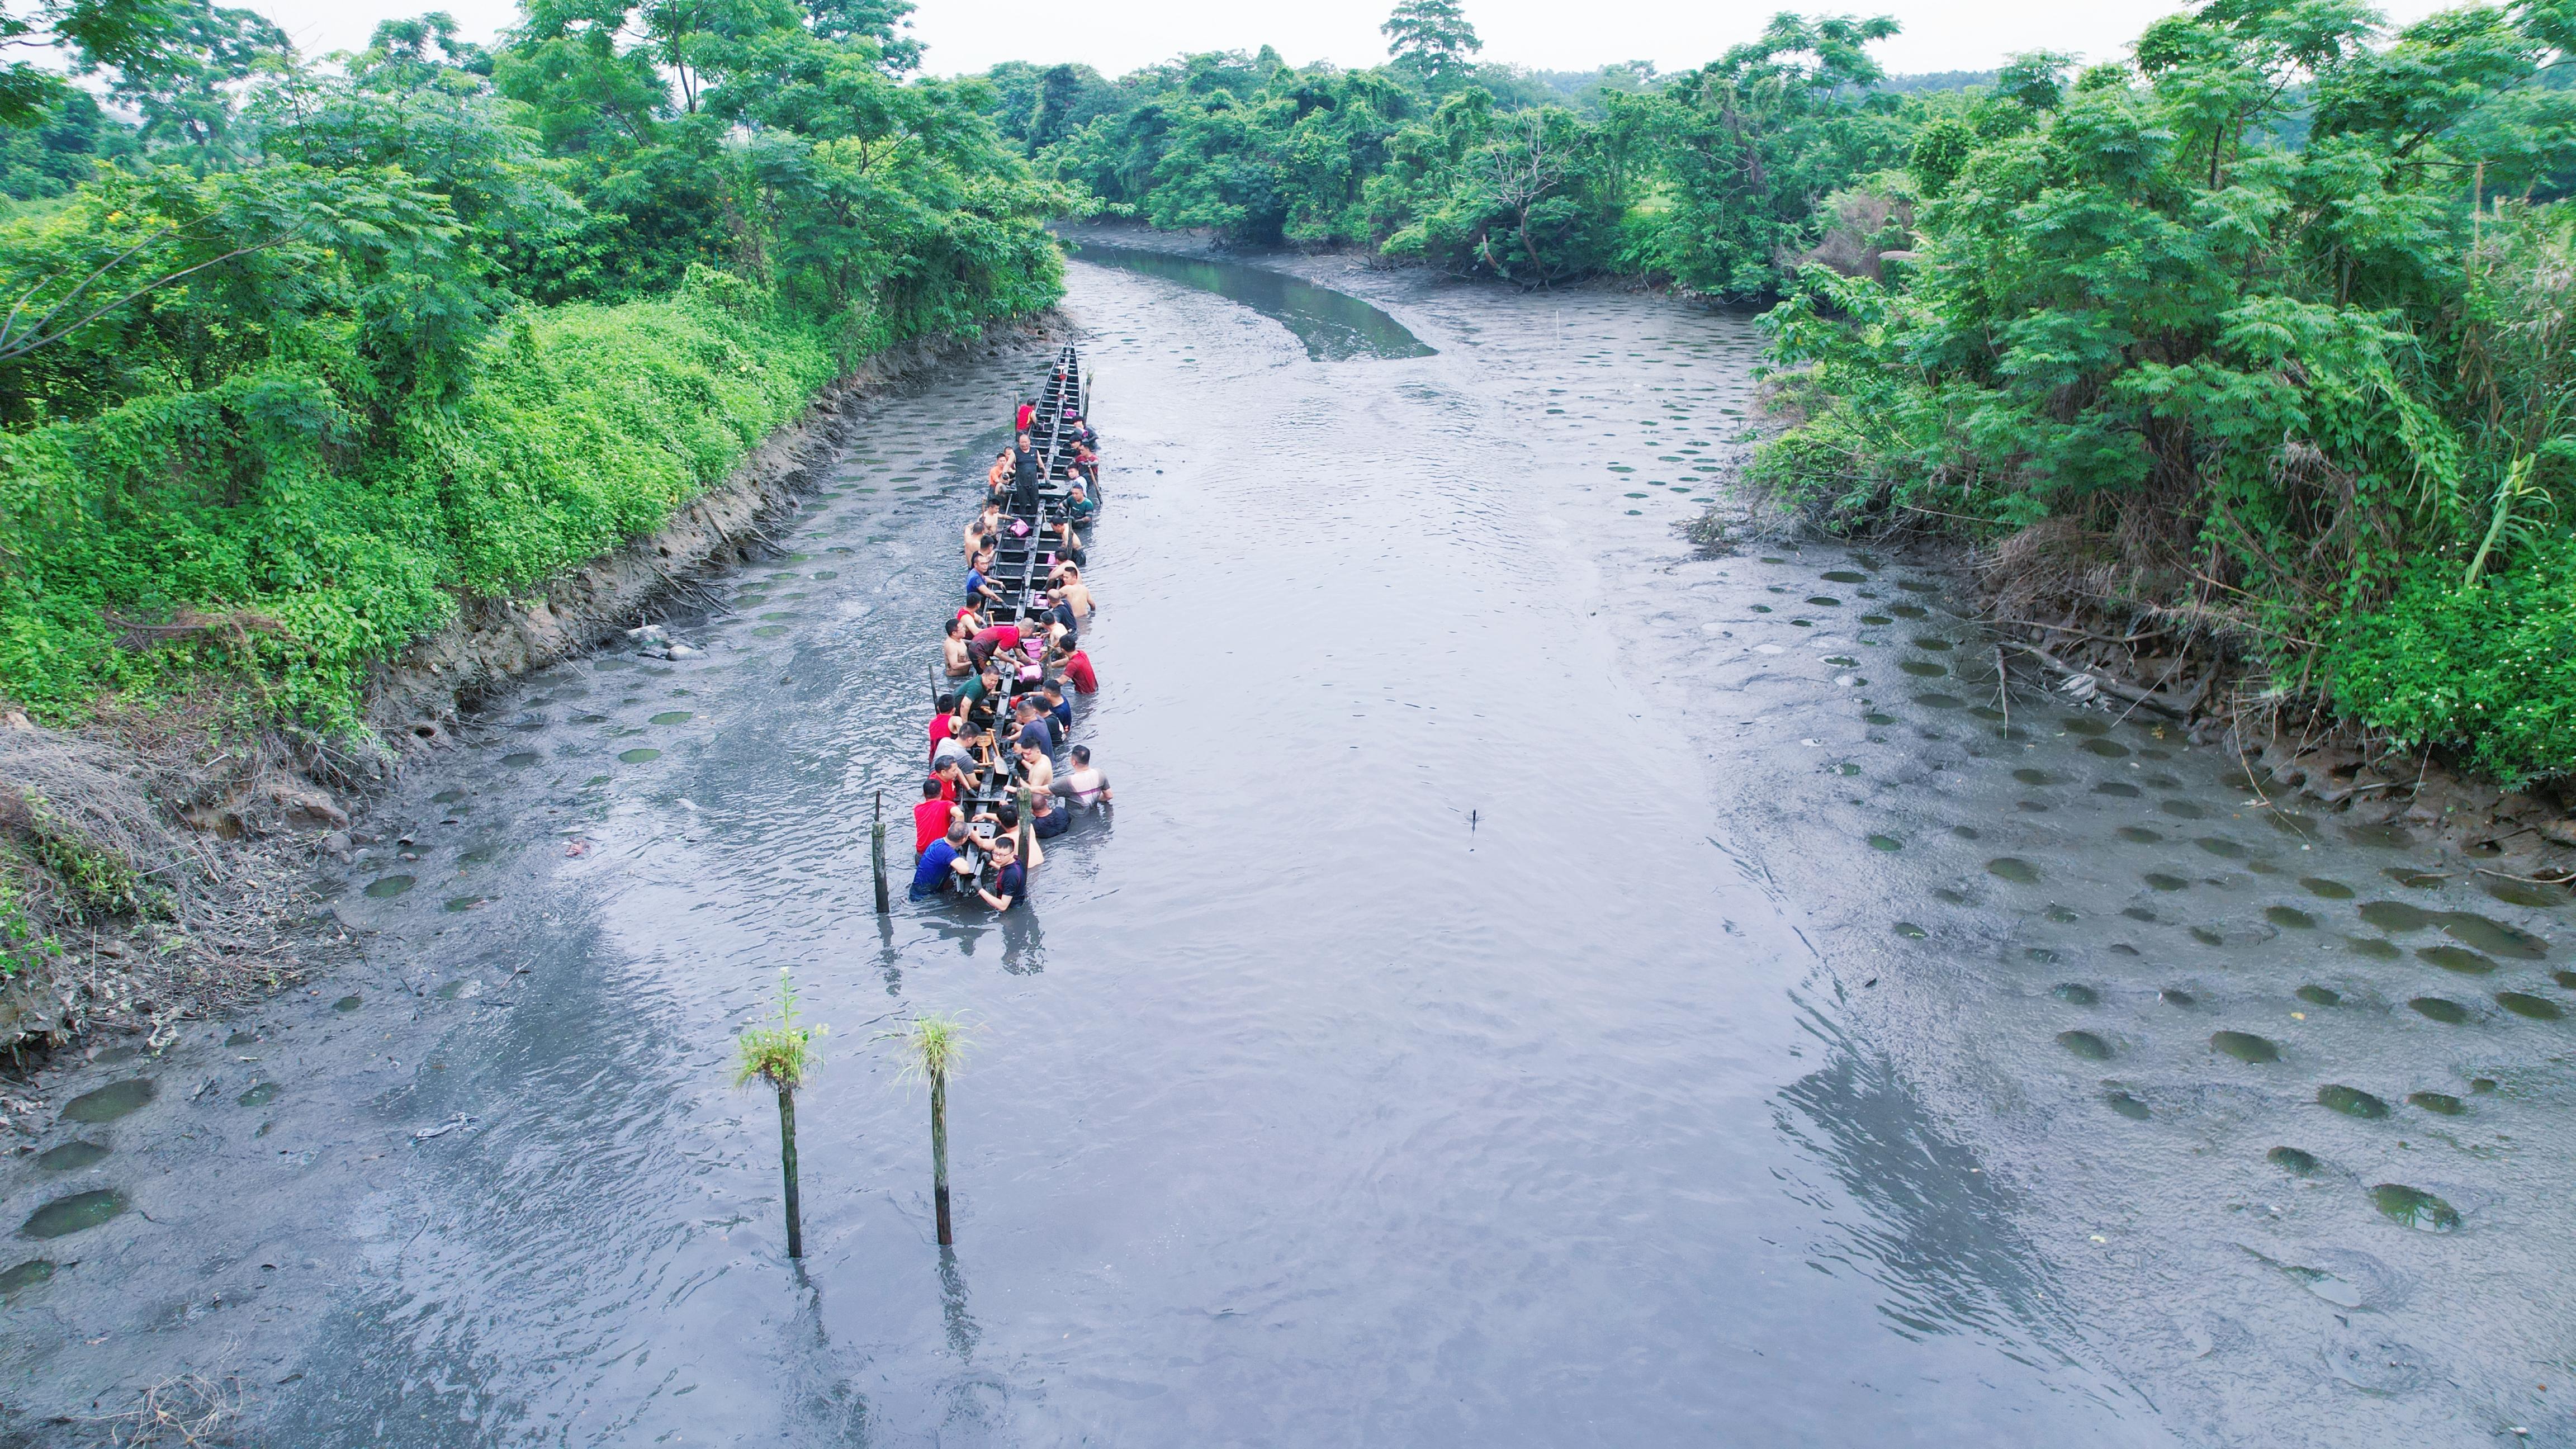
<box><xmin>734</xmin><ymin>968</ymin><xmax>826</xmax><ymax>1259</ymax></box>
<box><xmin>892</xmin><ymin>1012</ymin><xmax>972</xmax><ymax>1246</ymax></box>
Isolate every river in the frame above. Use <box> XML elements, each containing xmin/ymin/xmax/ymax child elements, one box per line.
<box><xmin>4</xmin><ymin>237</ymin><xmax>2570</xmax><ymax>1447</ymax></box>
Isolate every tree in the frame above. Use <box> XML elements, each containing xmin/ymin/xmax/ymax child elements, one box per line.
<box><xmin>1757</xmin><ymin>0</ymin><xmax>2576</xmax><ymax>782</ymax></box>
<box><xmin>97</xmin><ymin>1</ymin><xmax>288</xmax><ymax>164</ymax></box>
<box><xmin>1624</xmin><ymin>11</ymin><xmax>1909</xmax><ymax>297</ymax></box>
<box><xmin>1381</xmin><ymin>0</ymin><xmax>1480</xmax><ymax>86</ymax></box>
<box><xmin>0</xmin><ymin>0</ymin><xmax>212</xmax><ymax>127</ymax></box>
<box><xmin>892</xmin><ymin>1012</ymin><xmax>969</xmax><ymax>1246</ymax></box>
<box><xmin>733</xmin><ymin>969</ymin><xmax>825</xmax><ymax>1258</ymax></box>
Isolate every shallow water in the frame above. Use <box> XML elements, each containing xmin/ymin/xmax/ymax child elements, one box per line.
<box><xmin>1060</xmin><ymin>238</ymin><xmax>1436</xmax><ymax>361</ymax></box>
<box><xmin>2</xmin><ymin>248</ymin><xmax>2570</xmax><ymax>1447</ymax></box>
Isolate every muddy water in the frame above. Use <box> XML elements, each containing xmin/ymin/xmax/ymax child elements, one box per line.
<box><xmin>2</xmin><ymin>247</ymin><xmax>2570</xmax><ymax>1448</ymax></box>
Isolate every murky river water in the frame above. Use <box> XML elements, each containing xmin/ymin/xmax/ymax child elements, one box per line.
<box><xmin>5</xmin><ymin>240</ymin><xmax>2572</xmax><ymax>1447</ymax></box>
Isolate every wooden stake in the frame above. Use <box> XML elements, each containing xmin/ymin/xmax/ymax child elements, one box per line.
<box><xmin>872</xmin><ymin>789</ymin><xmax>891</xmax><ymax>915</ymax></box>
<box><xmin>778</xmin><ymin>1086</ymin><xmax>804</xmax><ymax>1259</ymax></box>
<box><xmin>930</xmin><ymin>1069</ymin><xmax>953</xmax><ymax>1246</ymax></box>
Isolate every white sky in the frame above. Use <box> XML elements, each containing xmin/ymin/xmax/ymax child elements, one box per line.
<box><xmin>250</xmin><ymin>0</ymin><xmax>2453</xmax><ymax>79</ymax></box>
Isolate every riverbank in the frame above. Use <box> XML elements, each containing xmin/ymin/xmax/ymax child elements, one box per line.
<box><xmin>0</xmin><ymin>309</ymin><xmax>1064</xmax><ymax>1068</ymax></box>
<box><xmin>1701</xmin><ymin>467</ymin><xmax>2576</xmax><ymax>892</ymax></box>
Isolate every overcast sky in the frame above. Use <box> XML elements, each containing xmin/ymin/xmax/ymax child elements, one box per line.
<box><xmin>250</xmin><ymin>0</ymin><xmax>2453</xmax><ymax>80</ymax></box>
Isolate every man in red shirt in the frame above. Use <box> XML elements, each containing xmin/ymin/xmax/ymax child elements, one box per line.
<box><xmin>969</xmin><ymin>622</ymin><xmax>1022</xmax><ymax>659</ymax></box>
<box><xmin>1052</xmin><ymin>642</ymin><xmax>1097</xmax><ymax>694</ymax></box>
<box><xmin>912</xmin><ymin>778</ymin><xmax>954</xmax><ymax>856</ymax></box>
<box><xmin>927</xmin><ymin>693</ymin><xmax>959</xmax><ymax>760</ymax></box>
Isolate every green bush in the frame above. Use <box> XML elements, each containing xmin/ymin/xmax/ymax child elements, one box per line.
<box><xmin>2327</xmin><ymin>538</ymin><xmax>2576</xmax><ymax>787</ymax></box>
<box><xmin>0</xmin><ymin>281</ymin><xmax>840</xmax><ymax>732</ymax></box>
<box><xmin>0</xmin><ymin>853</ymin><xmax>53</xmax><ymax>980</ymax></box>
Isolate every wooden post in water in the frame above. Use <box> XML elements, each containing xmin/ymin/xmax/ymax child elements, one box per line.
<box><xmin>778</xmin><ymin>1087</ymin><xmax>804</xmax><ymax>1258</ymax></box>
<box><xmin>872</xmin><ymin>790</ymin><xmax>891</xmax><ymax>915</ymax></box>
<box><xmin>930</xmin><ymin>1068</ymin><xmax>952</xmax><ymax>1246</ymax></box>
<box><xmin>896</xmin><ymin>1014</ymin><xmax>969</xmax><ymax>1247</ymax></box>
<box><xmin>732</xmin><ymin>969</ymin><xmax>822</xmax><ymax>1261</ymax></box>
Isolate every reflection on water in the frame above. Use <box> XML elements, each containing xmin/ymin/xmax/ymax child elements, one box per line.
<box><xmin>1775</xmin><ymin>1003</ymin><xmax>2095</xmax><ymax>1370</ymax></box>
<box><xmin>1063</xmin><ymin>239</ymin><xmax>1436</xmax><ymax>361</ymax></box>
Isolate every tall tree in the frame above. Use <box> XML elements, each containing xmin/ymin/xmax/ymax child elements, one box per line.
<box><xmin>1381</xmin><ymin>0</ymin><xmax>1480</xmax><ymax>86</ymax></box>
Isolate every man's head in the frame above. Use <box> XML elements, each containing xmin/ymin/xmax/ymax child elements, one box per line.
<box><xmin>1069</xmin><ymin>745</ymin><xmax>1092</xmax><ymax>767</ymax></box>
<box><xmin>1018</xmin><ymin>740</ymin><xmax>1042</xmax><ymax>763</ymax></box>
<box><xmin>992</xmin><ymin>834</ymin><xmax>1017</xmax><ymax>862</ymax></box>
<box><xmin>1042</xmin><ymin>680</ymin><xmax>1064</xmax><ymax>702</ymax></box>
<box><xmin>996</xmin><ymin>803</ymin><xmax>1019</xmax><ymax>829</ymax></box>
<box><xmin>945</xmin><ymin>618</ymin><xmax>963</xmax><ymax>639</ymax></box>
<box><xmin>935</xmin><ymin>692</ymin><xmax>956</xmax><ymax>714</ymax></box>
<box><xmin>1031</xmin><ymin>789</ymin><xmax>1054</xmax><ymax>813</ymax></box>
<box><xmin>945</xmin><ymin>820</ymin><xmax>969</xmax><ymax>846</ymax></box>
<box><xmin>921</xmin><ymin>777</ymin><xmax>942</xmax><ymax>800</ymax></box>
<box><xmin>1016</xmin><ymin>430</ymin><xmax>1030</xmax><ymax>447</ymax></box>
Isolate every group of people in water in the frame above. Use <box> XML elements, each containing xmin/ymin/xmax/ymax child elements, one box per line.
<box><xmin>908</xmin><ymin>361</ymin><xmax>1110</xmax><ymax>912</ymax></box>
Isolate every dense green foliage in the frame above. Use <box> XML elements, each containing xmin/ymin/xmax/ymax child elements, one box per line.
<box><xmin>995</xmin><ymin>15</ymin><xmax>1935</xmax><ymax>295</ymax></box>
<box><xmin>0</xmin><ymin>0</ymin><xmax>1064</xmax><ymax>733</ymax></box>
<box><xmin>1751</xmin><ymin>0</ymin><xmax>2576</xmax><ymax>782</ymax></box>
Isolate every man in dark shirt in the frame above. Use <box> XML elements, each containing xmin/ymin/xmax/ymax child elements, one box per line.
<box><xmin>1039</xmin><ymin>590</ymin><xmax>1077</xmax><ymax>647</ymax></box>
<box><xmin>1010</xmin><ymin>432</ymin><xmax>1041</xmax><ymax>510</ymax></box>
<box><xmin>977</xmin><ymin>834</ymin><xmax>1024</xmax><ymax>910</ymax></box>
<box><xmin>1028</xmin><ymin>789</ymin><xmax>1069</xmax><ymax>840</ymax></box>
<box><xmin>1040</xmin><ymin>679</ymin><xmax>1073</xmax><ymax>739</ymax></box>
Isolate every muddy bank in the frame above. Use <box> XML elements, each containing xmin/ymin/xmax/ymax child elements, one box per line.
<box><xmin>1947</xmin><ymin>545</ymin><xmax>2576</xmax><ymax>889</ymax></box>
<box><xmin>0</xmin><ymin>310</ymin><xmax>1064</xmax><ymax>1065</ymax></box>
<box><xmin>1682</xmin><ymin>501</ymin><xmax>2576</xmax><ymax>889</ymax></box>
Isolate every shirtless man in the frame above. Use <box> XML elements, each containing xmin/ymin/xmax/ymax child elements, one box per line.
<box><xmin>941</xmin><ymin>618</ymin><xmax>973</xmax><ymax>678</ymax></box>
<box><xmin>1012</xmin><ymin>738</ymin><xmax>1053</xmax><ymax>794</ymax></box>
<box><xmin>1052</xmin><ymin>564</ymin><xmax>1093</xmax><ymax>621</ymax></box>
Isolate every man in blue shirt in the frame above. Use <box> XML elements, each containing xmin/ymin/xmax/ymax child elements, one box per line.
<box><xmin>1011</xmin><ymin>698</ymin><xmax>1053</xmax><ymax>755</ymax></box>
<box><xmin>910</xmin><ymin>821</ymin><xmax>974</xmax><ymax>899</ymax></box>
<box><xmin>1040</xmin><ymin>679</ymin><xmax>1072</xmax><ymax>740</ymax></box>
<box><xmin>964</xmin><ymin>556</ymin><xmax>1001</xmax><ymax>609</ymax></box>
